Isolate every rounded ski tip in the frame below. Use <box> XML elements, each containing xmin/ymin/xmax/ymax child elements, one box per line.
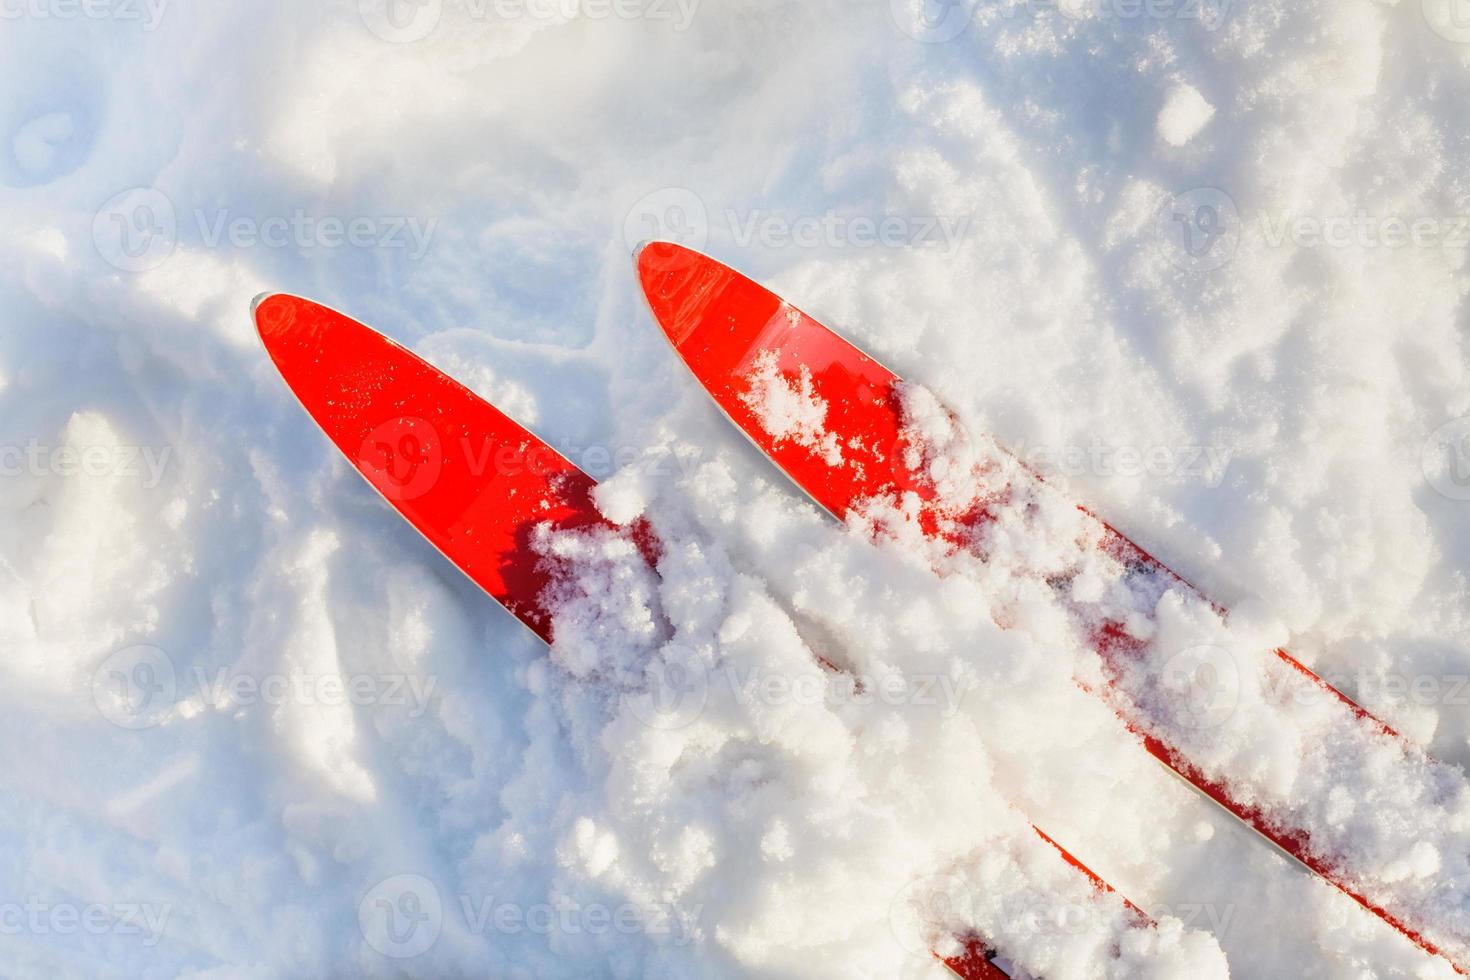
<box><xmin>635</xmin><ymin>242</ymin><xmax>716</xmax><ymax>349</ymax></box>
<box><xmin>251</xmin><ymin>293</ymin><xmax>301</xmax><ymax>347</ymax></box>
<box><xmin>634</xmin><ymin>240</ymin><xmax>703</xmax><ymax>283</ymax></box>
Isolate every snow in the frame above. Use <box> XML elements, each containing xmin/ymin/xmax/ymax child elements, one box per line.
<box><xmin>868</xmin><ymin>382</ymin><xmax>1470</xmax><ymax>969</ymax></box>
<box><xmin>4</xmin><ymin>0</ymin><xmax>1470</xmax><ymax>978</ymax></box>
<box><xmin>1156</xmin><ymin>85</ymin><xmax>1215</xmax><ymax>147</ymax></box>
<box><xmin>739</xmin><ymin>344</ymin><xmax>846</xmax><ymax>468</ymax></box>
<box><xmin>554</xmin><ymin>468</ymin><xmax>1230</xmax><ymax>978</ymax></box>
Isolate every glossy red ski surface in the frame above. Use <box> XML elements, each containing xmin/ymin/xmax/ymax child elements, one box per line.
<box><xmin>254</xmin><ymin>294</ymin><xmax>604</xmax><ymax>642</ymax></box>
<box><xmin>636</xmin><ymin>240</ymin><xmax>1464</xmax><ymax>975</ymax></box>
<box><xmin>255</xmin><ymin>293</ymin><xmax>1118</xmax><ymax>979</ymax></box>
<box><xmin>942</xmin><ymin>940</ymin><xmax>1015</xmax><ymax>980</ymax></box>
<box><xmin>636</xmin><ymin>243</ymin><xmax>922</xmax><ymax>519</ymax></box>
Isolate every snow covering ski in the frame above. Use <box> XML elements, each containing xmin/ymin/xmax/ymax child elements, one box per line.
<box><xmin>634</xmin><ymin>240</ymin><xmax>1470</xmax><ymax>977</ymax></box>
<box><xmin>253</xmin><ymin>293</ymin><xmax>1227</xmax><ymax>979</ymax></box>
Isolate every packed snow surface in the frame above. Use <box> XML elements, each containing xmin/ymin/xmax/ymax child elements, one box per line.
<box><xmin>4</xmin><ymin>0</ymin><xmax>1470</xmax><ymax>977</ymax></box>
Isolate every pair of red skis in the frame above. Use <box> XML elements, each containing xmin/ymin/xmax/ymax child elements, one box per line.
<box><xmin>254</xmin><ymin>241</ymin><xmax>1466</xmax><ymax>977</ymax></box>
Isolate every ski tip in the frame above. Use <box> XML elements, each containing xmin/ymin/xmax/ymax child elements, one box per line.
<box><xmin>634</xmin><ymin>240</ymin><xmax>722</xmax><ymax>337</ymax></box>
<box><xmin>635</xmin><ymin>241</ymin><xmax>689</xmax><ymax>347</ymax></box>
<box><xmin>635</xmin><ymin>241</ymin><xmax>746</xmax><ymax>349</ymax></box>
<box><xmin>251</xmin><ymin>293</ymin><xmax>292</xmax><ymax>343</ymax></box>
<box><xmin>634</xmin><ymin>239</ymin><xmax>702</xmax><ymax>278</ymax></box>
<box><xmin>631</xmin><ymin>237</ymin><xmax>700</xmax><ymax>261</ymax></box>
<box><xmin>252</xmin><ymin>293</ymin><xmax>296</xmax><ymax>337</ymax></box>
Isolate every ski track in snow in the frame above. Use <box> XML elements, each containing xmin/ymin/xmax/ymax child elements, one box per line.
<box><xmin>2</xmin><ymin>0</ymin><xmax>1470</xmax><ymax>977</ymax></box>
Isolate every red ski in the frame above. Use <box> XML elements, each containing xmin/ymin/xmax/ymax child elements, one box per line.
<box><xmin>634</xmin><ymin>240</ymin><xmax>1469</xmax><ymax>976</ymax></box>
<box><xmin>252</xmin><ymin>293</ymin><xmax>1150</xmax><ymax>980</ymax></box>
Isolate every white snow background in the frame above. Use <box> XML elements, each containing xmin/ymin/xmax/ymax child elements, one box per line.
<box><xmin>2</xmin><ymin>0</ymin><xmax>1470</xmax><ymax>976</ymax></box>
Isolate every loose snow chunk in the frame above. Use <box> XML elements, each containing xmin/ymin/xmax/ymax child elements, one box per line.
<box><xmin>740</xmin><ymin>349</ymin><xmax>844</xmax><ymax>465</ymax></box>
<box><xmin>593</xmin><ymin>465</ymin><xmax>653</xmax><ymax>525</ymax></box>
<box><xmin>561</xmin><ymin>817</ymin><xmax>620</xmax><ymax>878</ymax></box>
<box><xmin>760</xmin><ymin>820</ymin><xmax>794</xmax><ymax>862</ymax></box>
<box><xmin>1157</xmin><ymin>84</ymin><xmax>1215</xmax><ymax>147</ymax></box>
